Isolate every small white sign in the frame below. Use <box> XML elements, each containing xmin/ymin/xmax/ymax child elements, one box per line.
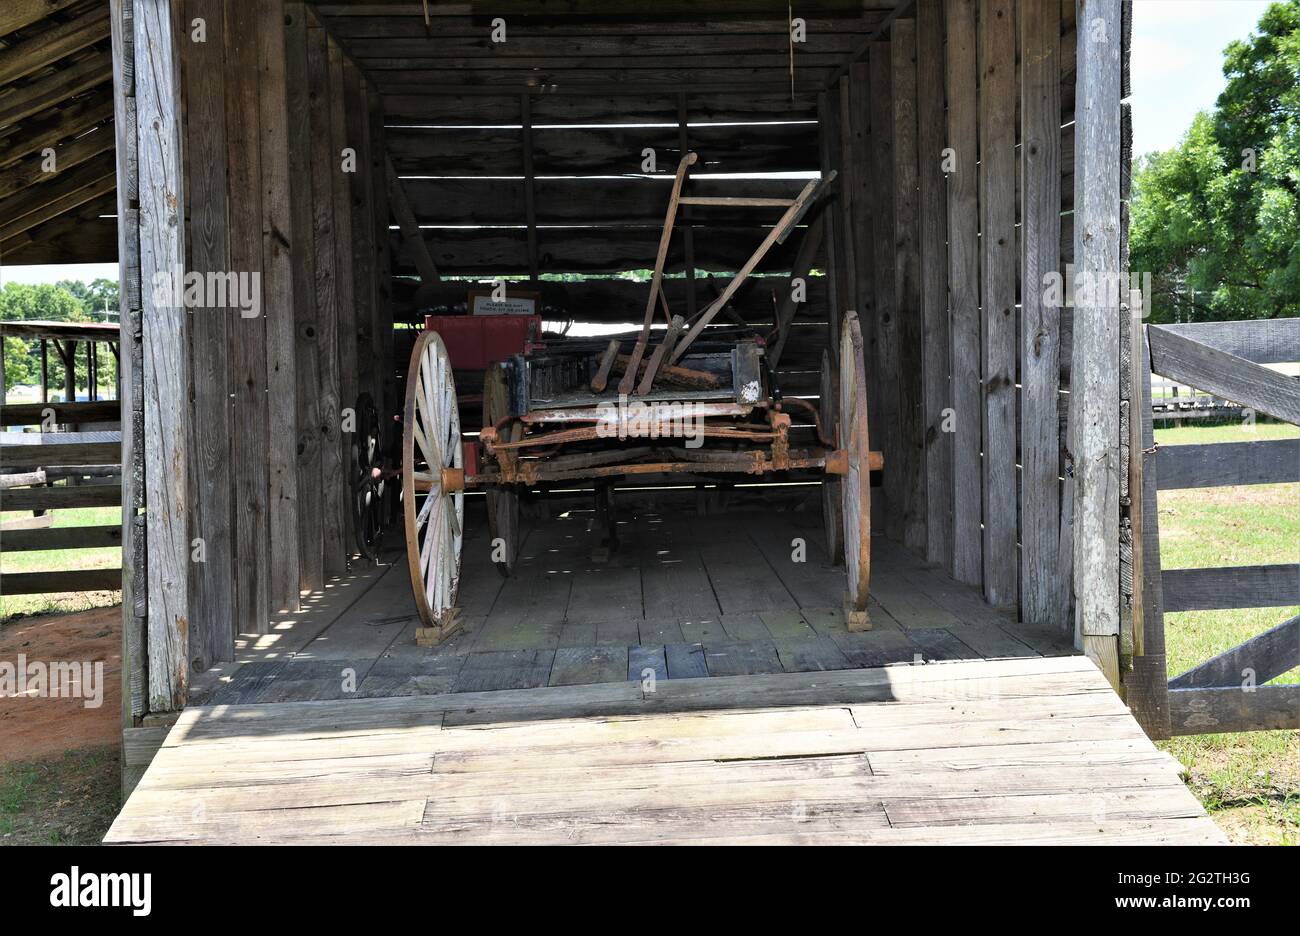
<box><xmin>472</xmin><ymin>295</ymin><xmax>536</xmax><ymax>316</ymax></box>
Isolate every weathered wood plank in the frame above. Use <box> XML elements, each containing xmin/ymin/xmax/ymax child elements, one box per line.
<box><xmin>0</xmin><ymin>4</ymin><xmax>109</xmax><ymax>86</ymax></box>
<box><xmin>1169</xmin><ymin>684</ymin><xmax>1300</xmax><ymax>735</ymax></box>
<box><xmin>260</xmin><ymin>0</ymin><xmax>301</xmax><ymax>616</ymax></box>
<box><xmin>1071</xmin><ymin>0</ymin><xmax>1123</xmax><ymax>664</ymax></box>
<box><xmin>328</xmin><ymin>36</ymin><xmax>358</xmax><ymax>559</ymax></box>
<box><xmin>226</xmin><ymin>0</ymin><xmax>270</xmax><ymax>636</ymax></box>
<box><xmin>1156</xmin><ymin>318</ymin><xmax>1300</xmax><ymax>366</ymax></box>
<box><xmin>1147</xmin><ymin>325</ymin><xmax>1300</xmax><ymax>425</ymax></box>
<box><xmin>308</xmin><ymin>25</ymin><xmax>347</xmax><ymax>575</ymax></box>
<box><xmin>1127</xmin><ymin>322</ymin><xmax>1171</xmax><ymax>738</ymax></box>
<box><xmin>1168</xmin><ymin>614</ymin><xmax>1299</xmax><ymax>690</ymax></box>
<box><xmin>183</xmin><ymin>0</ymin><xmax>235</xmax><ymax>666</ymax></box>
<box><xmin>1</xmin><ymin>524</ymin><xmax>123</xmax><ymax>550</ymax></box>
<box><xmin>0</xmin><ymin>568</ymin><xmax>122</xmax><ymax>595</ymax></box>
<box><xmin>285</xmin><ymin>1</ymin><xmax>323</xmax><ymax>594</ymax></box>
<box><xmin>915</xmin><ymin>0</ymin><xmax>950</xmax><ymax>568</ymax></box>
<box><xmin>944</xmin><ymin>0</ymin><xmax>981</xmax><ymax>586</ymax></box>
<box><xmin>1020</xmin><ymin>0</ymin><xmax>1063</xmax><ymax>625</ymax></box>
<box><xmin>977</xmin><ymin>0</ymin><xmax>1017</xmax><ymax>607</ymax></box>
<box><xmin>1155</xmin><ymin>439</ymin><xmax>1300</xmax><ymax>490</ymax></box>
<box><xmin>868</xmin><ymin>40</ymin><xmax>901</xmax><ymax>542</ymax></box>
<box><xmin>0</xmin><ymin>49</ymin><xmax>112</xmax><ymax>131</ymax></box>
<box><xmin>892</xmin><ymin>19</ymin><xmax>926</xmax><ymax>555</ymax></box>
<box><xmin>135</xmin><ymin>0</ymin><xmax>189</xmax><ymax>711</ymax></box>
<box><xmin>109</xmin><ymin>0</ymin><xmax>144</xmax><ymax>727</ymax></box>
<box><xmin>1162</xmin><ymin>564</ymin><xmax>1300</xmax><ymax>613</ymax></box>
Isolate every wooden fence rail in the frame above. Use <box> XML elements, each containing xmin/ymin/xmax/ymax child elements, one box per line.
<box><xmin>1129</xmin><ymin>317</ymin><xmax>1300</xmax><ymax>738</ymax></box>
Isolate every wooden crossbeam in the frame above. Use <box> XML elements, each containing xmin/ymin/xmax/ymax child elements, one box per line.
<box><xmin>1162</xmin><ymin>564</ymin><xmax>1300</xmax><ymax>613</ymax></box>
<box><xmin>670</xmin><ymin>173</ymin><xmax>833</xmax><ymax>365</ymax></box>
<box><xmin>619</xmin><ymin>150</ymin><xmax>697</xmax><ymax>396</ymax></box>
<box><xmin>1148</xmin><ymin>324</ymin><xmax>1300</xmax><ymax>425</ymax></box>
<box><xmin>0</xmin><ymin>150</ymin><xmax>116</xmax><ymax>243</ymax></box>
<box><xmin>1155</xmin><ymin>439</ymin><xmax>1300</xmax><ymax>490</ymax></box>
<box><xmin>0</xmin><ymin>124</ymin><xmax>114</xmax><ymax>200</ymax></box>
<box><xmin>0</xmin><ymin>4</ymin><xmax>110</xmax><ymax>85</ymax></box>
<box><xmin>0</xmin><ymin>90</ymin><xmax>113</xmax><ymax>170</ymax></box>
<box><xmin>1169</xmin><ymin>684</ymin><xmax>1300</xmax><ymax>735</ymax></box>
<box><xmin>384</xmin><ymin>153</ymin><xmax>440</xmax><ymax>284</ymax></box>
<box><xmin>0</xmin><ymin>49</ymin><xmax>113</xmax><ymax>130</ymax></box>
<box><xmin>1169</xmin><ymin>614</ymin><xmax>1299</xmax><ymax>691</ymax></box>
<box><xmin>0</xmin><ymin>0</ymin><xmax>81</xmax><ymax>40</ymax></box>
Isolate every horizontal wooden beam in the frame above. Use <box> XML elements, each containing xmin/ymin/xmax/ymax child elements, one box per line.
<box><xmin>0</xmin><ymin>568</ymin><xmax>122</xmax><ymax>595</ymax></box>
<box><xmin>0</xmin><ymin>4</ymin><xmax>110</xmax><ymax>86</ymax></box>
<box><xmin>386</xmin><ymin>122</ymin><xmax>817</xmax><ymax>178</ymax></box>
<box><xmin>389</xmin><ymin>223</ymin><xmax>805</xmax><ymax>276</ymax></box>
<box><xmin>0</xmin><ymin>482</ymin><xmax>121</xmax><ymax>510</ymax></box>
<box><xmin>1156</xmin><ymin>318</ymin><xmax>1300</xmax><ymax>365</ymax></box>
<box><xmin>370</xmin><ymin>69</ymin><xmax>831</xmax><ymax>91</ymax></box>
<box><xmin>0</xmin><ymin>524</ymin><xmax>123</xmax><ymax>551</ymax></box>
<box><xmin>322</xmin><ymin>11</ymin><xmax>886</xmax><ymax>34</ymax></box>
<box><xmin>1155</xmin><ymin>439</ymin><xmax>1300</xmax><ymax>490</ymax></box>
<box><xmin>382</xmin><ymin>90</ymin><xmax>818</xmax><ymax>124</ymax></box>
<box><xmin>1169</xmin><ymin>684</ymin><xmax>1300</xmax><ymax>735</ymax></box>
<box><xmin>340</xmin><ymin>32</ymin><xmax>867</xmax><ymax>59</ymax></box>
<box><xmin>400</xmin><ymin>176</ymin><xmax>808</xmax><ymax>227</ymax></box>
<box><xmin>1147</xmin><ymin>324</ymin><xmax>1300</xmax><ymax>425</ymax></box>
<box><xmin>1162</xmin><ymin>564</ymin><xmax>1300</xmax><ymax>613</ymax></box>
<box><xmin>1169</xmin><ymin>614</ymin><xmax>1299</xmax><ymax>690</ymax></box>
<box><xmin>0</xmin><ymin>191</ymin><xmax>118</xmax><ymax>263</ymax></box>
<box><xmin>0</xmin><ymin>441</ymin><xmax>121</xmax><ymax>470</ymax></box>
<box><xmin>0</xmin><ymin>399</ymin><xmax>121</xmax><ymax>425</ymax></box>
<box><xmin>0</xmin><ymin>48</ymin><xmax>113</xmax><ymax>130</ymax></box>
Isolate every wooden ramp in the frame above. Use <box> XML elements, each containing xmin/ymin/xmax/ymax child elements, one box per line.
<box><xmin>107</xmin><ymin>656</ymin><xmax>1225</xmax><ymax>845</ymax></box>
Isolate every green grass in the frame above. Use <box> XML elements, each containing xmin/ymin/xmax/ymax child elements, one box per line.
<box><xmin>0</xmin><ymin>747</ymin><xmax>120</xmax><ymax>845</ymax></box>
<box><xmin>0</xmin><ymin>505</ymin><xmax>122</xmax><ymax>622</ymax></box>
<box><xmin>1152</xmin><ymin>420</ymin><xmax>1300</xmax><ymax>845</ymax></box>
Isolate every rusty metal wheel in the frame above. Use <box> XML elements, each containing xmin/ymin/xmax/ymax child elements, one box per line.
<box><xmin>402</xmin><ymin>330</ymin><xmax>464</xmax><ymax>636</ymax></box>
<box><xmin>820</xmin><ymin>348</ymin><xmax>844</xmax><ymax>565</ymax></box>
<box><xmin>482</xmin><ymin>362</ymin><xmax>520</xmax><ymax>577</ymax></box>
<box><xmin>839</xmin><ymin>312</ymin><xmax>872</xmax><ymax>615</ymax></box>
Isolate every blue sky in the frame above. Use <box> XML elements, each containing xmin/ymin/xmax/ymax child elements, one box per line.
<box><xmin>0</xmin><ymin>0</ymin><xmax>1280</xmax><ymax>287</ymax></box>
<box><xmin>1130</xmin><ymin>0</ymin><xmax>1274</xmax><ymax>156</ymax></box>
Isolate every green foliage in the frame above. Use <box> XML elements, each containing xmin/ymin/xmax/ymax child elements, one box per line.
<box><xmin>1130</xmin><ymin>1</ymin><xmax>1300</xmax><ymax>324</ymax></box>
<box><xmin>0</xmin><ymin>279</ymin><xmax>119</xmax><ymax>395</ymax></box>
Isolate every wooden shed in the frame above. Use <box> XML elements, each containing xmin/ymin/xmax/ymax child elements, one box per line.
<box><xmin>22</xmin><ymin>2</ymin><xmax>1271</xmax><ymax>840</ymax></box>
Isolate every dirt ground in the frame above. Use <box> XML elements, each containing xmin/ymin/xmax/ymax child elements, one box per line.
<box><xmin>0</xmin><ymin>605</ymin><xmax>120</xmax><ymax>763</ymax></box>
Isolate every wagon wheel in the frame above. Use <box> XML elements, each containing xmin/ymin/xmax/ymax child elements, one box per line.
<box><xmin>819</xmin><ymin>349</ymin><xmax>844</xmax><ymax>565</ymax></box>
<box><xmin>482</xmin><ymin>362</ymin><xmax>519</xmax><ymax>577</ymax></box>
<box><xmin>839</xmin><ymin>312</ymin><xmax>873</xmax><ymax>626</ymax></box>
<box><xmin>402</xmin><ymin>330</ymin><xmax>465</xmax><ymax>640</ymax></box>
<box><xmin>350</xmin><ymin>391</ymin><xmax>387</xmax><ymax>561</ymax></box>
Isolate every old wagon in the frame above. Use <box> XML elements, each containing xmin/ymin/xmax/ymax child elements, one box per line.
<box><xmin>389</xmin><ymin>154</ymin><xmax>880</xmax><ymax>643</ymax></box>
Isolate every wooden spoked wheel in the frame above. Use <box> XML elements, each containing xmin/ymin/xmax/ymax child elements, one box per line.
<box><xmin>819</xmin><ymin>349</ymin><xmax>844</xmax><ymax>565</ymax></box>
<box><xmin>403</xmin><ymin>330</ymin><xmax>464</xmax><ymax>640</ymax></box>
<box><xmin>482</xmin><ymin>363</ymin><xmax>520</xmax><ymax>577</ymax></box>
<box><xmin>351</xmin><ymin>391</ymin><xmax>387</xmax><ymax>561</ymax></box>
<box><xmin>839</xmin><ymin>312</ymin><xmax>872</xmax><ymax>621</ymax></box>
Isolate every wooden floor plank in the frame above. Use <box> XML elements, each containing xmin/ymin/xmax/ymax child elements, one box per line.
<box><xmin>107</xmin><ymin>657</ymin><xmax>1224</xmax><ymax>846</ymax></box>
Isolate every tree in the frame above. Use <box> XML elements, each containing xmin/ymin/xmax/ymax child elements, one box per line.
<box><xmin>0</xmin><ymin>281</ymin><xmax>118</xmax><ymax>398</ymax></box>
<box><xmin>1129</xmin><ymin>1</ymin><xmax>1300</xmax><ymax>324</ymax></box>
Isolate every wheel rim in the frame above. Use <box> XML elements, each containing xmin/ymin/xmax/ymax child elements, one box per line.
<box><xmin>403</xmin><ymin>331</ymin><xmax>464</xmax><ymax>630</ymax></box>
<box><xmin>839</xmin><ymin>312</ymin><xmax>872</xmax><ymax>611</ymax></box>
<box><xmin>820</xmin><ymin>349</ymin><xmax>844</xmax><ymax>565</ymax></box>
<box><xmin>482</xmin><ymin>362</ymin><xmax>519</xmax><ymax>577</ymax></box>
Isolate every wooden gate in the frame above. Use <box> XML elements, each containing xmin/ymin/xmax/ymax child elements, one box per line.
<box><xmin>1127</xmin><ymin>318</ymin><xmax>1300</xmax><ymax>738</ymax></box>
